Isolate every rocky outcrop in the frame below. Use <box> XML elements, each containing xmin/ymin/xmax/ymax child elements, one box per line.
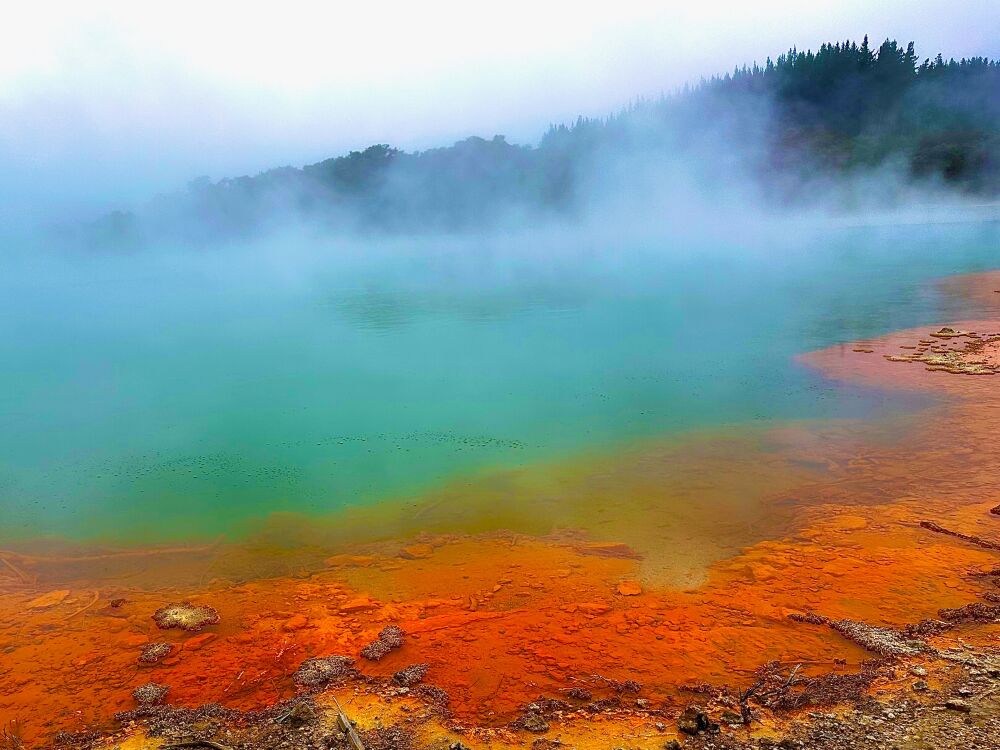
<box><xmin>361</xmin><ymin>625</ymin><xmax>405</xmax><ymax>661</ymax></box>
<box><xmin>152</xmin><ymin>602</ymin><xmax>220</xmax><ymax>632</ymax></box>
<box><xmin>292</xmin><ymin>655</ymin><xmax>355</xmax><ymax>688</ymax></box>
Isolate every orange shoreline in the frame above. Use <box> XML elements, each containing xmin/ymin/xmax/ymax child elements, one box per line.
<box><xmin>3</xmin><ymin>272</ymin><xmax>1000</xmax><ymax>747</ymax></box>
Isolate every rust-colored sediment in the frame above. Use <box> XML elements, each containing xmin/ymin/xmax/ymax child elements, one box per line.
<box><xmin>3</xmin><ymin>273</ymin><xmax>1000</xmax><ymax>747</ymax></box>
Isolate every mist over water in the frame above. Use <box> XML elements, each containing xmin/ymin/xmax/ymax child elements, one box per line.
<box><xmin>2</xmin><ymin>217</ymin><xmax>997</xmax><ymax>544</ymax></box>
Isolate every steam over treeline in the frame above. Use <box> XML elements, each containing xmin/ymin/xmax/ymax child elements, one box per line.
<box><xmin>87</xmin><ymin>38</ymin><xmax>999</xmax><ymax>245</ymax></box>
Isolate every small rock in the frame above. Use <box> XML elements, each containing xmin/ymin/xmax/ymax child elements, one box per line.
<box><xmin>393</xmin><ymin>663</ymin><xmax>429</xmax><ymax>687</ymax></box>
<box><xmin>138</xmin><ymin>642</ymin><xmax>173</xmax><ymax>664</ymax></box>
<box><xmin>400</xmin><ymin>543</ymin><xmax>434</xmax><ymax>560</ymax></box>
<box><xmin>912</xmin><ymin>679</ymin><xmax>929</xmax><ymax>691</ymax></box>
<box><xmin>282</xmin><ymin>614</ymin><xmax>309</xmax><ymax>631</ymax></box>
<box><xmin>361</xmin><ymin>625</ymin><xmax>405</xmax><ymax>661</ymax></box>
<box><xmin>293</xmin><ymin>655</ymin><xmax>355</xmax><ymax>687</ymax></box>
<box><xmin>944</xmin><ymin>699</ymin><xmax>972</xmax><ymax>713</ymax></box>
<box><xmin>519</xmin><ymin>714</ymin><xmax>549</xmax><ymax>733</ymax></box>
<box><xmin>340</xmin><ymin>597</ymin><xmax>379</xmax><ymax>613</ymax></box>
<box><xmin>616</xmin><ymin>580</ymin><xmax>643</xmax><ymax>596</ymax></box>
<box><xmin>132</xmin><ymin>682</ymin><xmax>169</xmax><ymax>706</ymax></box>
<box><xmin>678</xmin><ymin>706</ymin><xmax>709</xmax><ymax>735</ymax></box>
<box><xmin>152</xmin><ymin>602</ymin><xmax>220</xmax><ymax>632</ymax></box>
<box><xmin>282</xmin><ymin>701</ymin><xmax>317</xmax><ymax>725</ymax></box>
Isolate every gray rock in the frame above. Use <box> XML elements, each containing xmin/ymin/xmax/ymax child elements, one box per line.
<box><xmin>678</xmin><ymin>706</ymin><xmax>710</xmax><ymax>735</ymax></box>
<box><xmin>292</xmin><ymin>655</ymin><xmax>354</xmax><ymax>687</ymax></box>
<box><xmin>132</xmin><ymin>682</ymin><xmax>169</xmax><ymax>706</ymax></box>
<box><xmin>519</xmin><ymin>713</ymin><xmax>549</xmax><ymax>733</ymax></box>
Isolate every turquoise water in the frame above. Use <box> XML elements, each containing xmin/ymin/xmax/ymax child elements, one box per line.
<box><xmin>1</xmin><ymin>220</ymin><xmax>997</xmax><ymax>542</ymax></box>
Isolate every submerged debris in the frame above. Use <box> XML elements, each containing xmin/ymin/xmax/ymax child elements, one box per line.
<box><xmin>292</xmin><ymin>655</ymin><xmax>355</xmax><ymax>688</ymax></box>
<box><xmin>152</xmin><ymin>603</ymin><xmax>220</xmax><ymax>632</ymax></box>
<box><xmin>738</xmin><ymin>659</ymin><xmax>880</xmax><ymax>716</ymax></box>
<box><xmin>132</xmin><ymin>682</ymin><xmax>170</xmax><ymax>706</ymax></box>
<box><xmin>788</xmin><ymin>612</ymin><xmax>927</xmax><ymax>657</ymax></box>
<box><xmin>572</xmin><ymin>541</ymin><xmax>642</xmax><ymax>559</ymax></box>
<box><xmin>138</xmin><ymin>642</ymin><xmax>174</xmax><ymax>664</ymax></box>
<box><xmin>919</xmin><ymin>521</ymin><xmax>1000</xmax><ymax>551</ymax></box>
<box><xmin>968</xmin><ymin>565</ymin><xmax>1000</xmax><ymax>580</ymax></box>
<box><xmin>360</xmin><ymin>625</ymin><xmax>404</xmax><ymax>661</ymax></box>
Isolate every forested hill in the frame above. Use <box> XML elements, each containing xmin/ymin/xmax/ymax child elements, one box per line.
<box><xmin>92</xmin><ymin>38</ymin><xmax>999</xmax><ymax>243</ymax></box>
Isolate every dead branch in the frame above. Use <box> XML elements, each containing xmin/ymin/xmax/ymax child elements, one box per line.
<box><xmin>919</xmin><ymin>521</ymin><xmax>1000</xmax><ymax>551</ymax></box>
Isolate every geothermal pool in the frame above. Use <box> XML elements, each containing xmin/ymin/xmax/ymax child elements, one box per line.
<box><xmin>2</xmin><ymin>220</ymin><xmax>1000</xmax><ymax>745</ymax></box>
<box><xmin>2</xmin><ymin>221</ymin><xmax>996</xmax><ymax>544</ymax></box>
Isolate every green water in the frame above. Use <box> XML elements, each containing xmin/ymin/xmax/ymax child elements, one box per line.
<box><xmin>1</xmin><ymin>220</ymin><xmax>997</xmax><ymax>542</ymax></box>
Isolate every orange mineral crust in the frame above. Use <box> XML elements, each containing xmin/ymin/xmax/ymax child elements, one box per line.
<box><xmin>4</xmin><ymin>286</ymin><xmax>1000</xmax><ymax>745</ymax></box>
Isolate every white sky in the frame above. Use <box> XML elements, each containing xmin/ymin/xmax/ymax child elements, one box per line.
<box><xmin>1</xmin><ymin>1</ymin><xmax>997</xmax><ymax>220</ymax></box>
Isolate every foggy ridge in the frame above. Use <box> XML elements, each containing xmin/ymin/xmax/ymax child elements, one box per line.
<box><xmin>83</xmin><ymin>38</ymin><xmax>999</xmax><ymax>246</ymax></box>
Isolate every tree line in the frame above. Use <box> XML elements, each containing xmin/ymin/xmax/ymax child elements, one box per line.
<box><xmin>87</xmin><ymin>38</ymin><xmax>999</xmax><ymax>244</ymax></box>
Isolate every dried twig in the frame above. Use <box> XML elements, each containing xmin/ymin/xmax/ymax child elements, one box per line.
<box><xmin>0</xmin><ymin>537</ymin><xmax>223</xmax><ymax>564</ymax></box>
<box><xmin>1</xmin><ymin>719</ymin><xmax>24</xmax><ymax>750</ymax></box>
<box><xmin>63</xmin><ymin>590</ymin><xmax>100</xmax><ymax>621</ymax></box>
<box><xmin>784</xmin><ymin>663</ymin><xmax>802</xmax><ymax>688</ymax></box>
<box><xmin>919</xmin><ymin>521</ymin><xmax>1000</xmax><ymax>551</ymax></box>
<box><xmin>0</xmin><ymin>556</ymin><xmax>29</xmax><ymax>584</ymax></box>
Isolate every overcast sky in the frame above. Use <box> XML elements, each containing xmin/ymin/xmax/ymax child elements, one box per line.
<box><xmin>1</xmin><ymin>1</ymin><xmax>997</xmax><ymax>222</ymax></box>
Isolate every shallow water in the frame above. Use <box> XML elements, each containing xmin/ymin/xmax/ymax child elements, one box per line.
<box><xmin>1</xmin><ymin>220</ymin><xmax>998</xmax><ymax>544</ymax></box>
